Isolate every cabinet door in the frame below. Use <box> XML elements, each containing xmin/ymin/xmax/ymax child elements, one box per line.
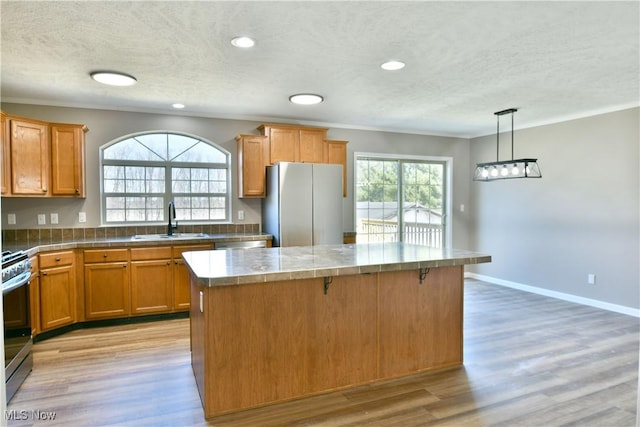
<box><xmin>130</xmin><ymin>260</ymin><xmax>172</xmax><ymax>314</ymax></box>
<box><xmin>172</xmin><ymin>244</ymin><xmax>211</xmax><ymax>310</ymax></box>
<box><xmin>299</xmin><ymin>129</ymin><xmax>325</xmax><ymax>163</ymax></box>
<box><xmin>1</xmin><ymin>111</ymin><xmax>9</xmax><ymax>195</ymax></box>
<box><xmin>325</xmin><ymin>140</ymin><xmax>348</xmax><ymax>196</ymax></box>
<box><xmin>51</xmin><ymin>124</ymin><xmax>86</xmax><ymax>197</ymax></box>
<box><xmin>40</xmin><ymin>264</ymin><xmax>76</xmax><ymax>330</ymax></box>
<box><xmin>10</xmin><ymin>119</ymin><xmax>49</xmax><ymax>195</ymax></box>
<box><xmin>268</xmin><ymin>127</ymin><xmax>298</xmax><ymax>164</ymax></box>
<box><xmin>236</xmin><ymin>134</ymin><xmax>267</xmax><ymax>198</ymax></box>
<box><xmin>84</xmin><ymin>262</ymin><xmax>130</xmax><ymax>319</ymax></box>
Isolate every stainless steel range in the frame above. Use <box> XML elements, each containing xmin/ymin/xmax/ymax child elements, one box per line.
<box><xmin>2</xmin><ymin>250</ymin><xmax>32</xmax><ymax>402</ymax></box>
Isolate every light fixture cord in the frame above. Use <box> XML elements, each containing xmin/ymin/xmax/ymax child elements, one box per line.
<box><xmin>511</xmin><ymin>111</ymin><xmax>514</xmax><ymax>161</ymax></box>
<box><xmin>496</xmin><ymin>114</ymin><xmax>500</xmax><ymax>162</ymax></box>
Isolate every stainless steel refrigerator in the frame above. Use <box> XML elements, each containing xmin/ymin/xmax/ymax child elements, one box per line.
<box><xmin>263</xmin><ymin>162</ymin><xmax>343</xmax><ymax>247</ymax></box>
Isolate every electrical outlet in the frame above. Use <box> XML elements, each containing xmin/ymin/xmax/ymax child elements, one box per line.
<box><xmin>7</xmin><ymin>213</ymin><xmax>16</xmax><ymax>225</ymax></box>
<box><xmin>238</xmin><ymin>210</ymin><xmax>245</xmax><ymax>221</ymax></box>
<box><xmin>50</xmin><ymin>213</ymin><xmax>59</xmax><ymax>225</ymax></box>
<box><xmin>460</xmin><ymin>204</ymin><xmax>465</xmax><ymax>213</ymax></box>
<box><xmin>78</xmin><ymin>212</ymin><xmax>87</xmax><ymax>223</ymax></box>
<box><xmin>37</xmin><ymin>214</ymin><xmax>46</xmax><ymax>225</ymax></box>
<box><xmin>587</xmin><ymin>274</ymin><xmax>596</xmax><ymax>285</ymax></box>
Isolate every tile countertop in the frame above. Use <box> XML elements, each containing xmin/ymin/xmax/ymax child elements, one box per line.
<box><xmin>182</xmin><ymin>242</ymin><xmax>492</xmax><ymax>287</ymax></box>
<box><xmin>2</xmin><ymin>233</ymin><xmax>272</xmax><ymax>258</ymax></box>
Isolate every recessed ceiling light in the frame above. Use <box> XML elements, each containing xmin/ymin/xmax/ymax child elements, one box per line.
<box><xmin>90</xmin><ymin>71</ymin><xmax>137</xmax><ymax>86</ymax></box>
<box><xmin>231</xmin><ymin>36</ymin><xmax>255</xmax><ymax>48</ymax></box>
<box><xmin>380</xmin><ymin>60</ymin><xmax>405</xmax><ymax>71</ymax></box>
<box><xmin>289</xmin><ymin>94</ymin><xmax>324</xmax><ymax>105</ymax></box>
<box><xmin>172</xmin><ymin>103</ymin><xmax>185</xmax><ymax>109</ymax></box>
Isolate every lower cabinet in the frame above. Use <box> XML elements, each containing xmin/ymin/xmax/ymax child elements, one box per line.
<box><xmin>130</xmin><ymin>247</ymin><xmax>173</xmax><ymax>315</ymax></box>
<box><xmin>84</xmin><ymin>249</ymin><xmax>130</xmax><ymax>319</ymax></box>
<box><xmin>39</xmin><ymin>251</ymin><xmax>76</xmax><ymax>331</ymax></box>
<box><xmin>173</xmin><ymin>244</ymin><xmax>212</xmax><ymax>310</ymax></box>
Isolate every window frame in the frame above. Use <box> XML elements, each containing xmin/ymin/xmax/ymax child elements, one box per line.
<box><xmin>353</xmin><ymin>152</ymin><xmax>453</xmax><ymax>248</ymax></box>
<box><xmin>99</xmin><ymin>131</ymin><xmax>231</xmax><ymax>225</ymax></box>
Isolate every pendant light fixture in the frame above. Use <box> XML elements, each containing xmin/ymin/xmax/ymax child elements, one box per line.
<box><xmin>473</xmin><ymin>108</ymin><xmax>541</xmax><ymax>181</ymax></box>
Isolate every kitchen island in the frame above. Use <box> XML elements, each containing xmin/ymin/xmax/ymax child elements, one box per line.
<box><xmin>183</xmin><ymin>243</ymin><xmax>491</xmax><ymax>418</ymax></box>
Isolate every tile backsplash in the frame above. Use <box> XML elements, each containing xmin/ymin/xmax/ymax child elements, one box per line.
<box><xmin>2</xmin><ymin>224</ymin><xmax>260</xmax><ymax>247</ymax></box>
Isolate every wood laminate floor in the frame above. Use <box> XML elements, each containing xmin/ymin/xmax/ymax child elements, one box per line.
<box><xmin>7</xmin><ymin>280</ymin><xmax>639</xmax><ymax>426</ymax></box>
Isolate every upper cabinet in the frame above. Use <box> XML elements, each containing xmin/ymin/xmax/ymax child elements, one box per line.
<box><xmin>258</xmin><ymin>123</ymin><xmax>328</xmax><ymax>165</ymax></box>
<box><xmin>50</xmin><ymin>123</ymin><xmax>87</xmax><ymax>197</ymax></box>
<box><xmin>238</xmin><ymin>124</ymin><xmax>348</xmax><ymax>198</ymax></box>
<box><xmin>1</xmin><ymin>112</ymin><xmax>88</xmax><ymax>198</ymax></box>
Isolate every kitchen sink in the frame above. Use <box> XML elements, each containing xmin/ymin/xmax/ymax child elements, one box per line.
<box><xmin>131</xmin><ymin>233</ymin><xmax>208</xmax><ymax>240</ymax></box>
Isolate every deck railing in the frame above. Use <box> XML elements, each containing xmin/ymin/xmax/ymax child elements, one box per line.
<box><xmin>357</xmin><ymin>219</ymin><xmax>443</xmax><ymax>248</ymax></box>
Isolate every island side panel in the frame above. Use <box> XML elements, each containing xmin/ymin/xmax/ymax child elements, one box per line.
<box><xmin>378</xmin><ymin>266</ymin><xmax>464</xmax><ymax>378</ymax></box>
<box><xmin>190</xmin><ymin>277</ymin><xmax>207</xmax><ymax>409</ymax></box>
<box><xmin>202</xmin><ymin>275</ymin><xmax>378</xmax><ymax>416</ymax></box>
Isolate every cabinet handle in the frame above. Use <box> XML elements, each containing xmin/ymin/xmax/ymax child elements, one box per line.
<box><xmin>75</xmin><ymin>189</ymin><xmax>80</xmax><ymax>194</ymax></box>
<box><xmin>166</xmin><ymin>261</ymin><xmax>171</xmax><ymax>265</ymax></box>
<box><xmin>42</xmin><ymin>272</ymin><xmax>47</xmax><ymax>276</ymax></box>
<box><xmin>55</xmin><ymin>257</ymin><xmax>61</xmax><ymax>262</ymax></box>
<box><xmin>103</xmin><ymin>254</ymin><xmax>108</xmax><ymax>258</ymax></box>
<box><xmin>42</xmin><ymin>188</ymin><xmax>47</xmax><ymax>192</ymax></box>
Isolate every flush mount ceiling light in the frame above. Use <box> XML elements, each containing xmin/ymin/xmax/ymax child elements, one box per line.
<box><xmin>289</xmin><ymin>93</ymin><xmax>324</xmax><ymax>105</ymax></box>
<box><xmin>172</xmin><ymin>103</ymin><xmax>185</xmax><ymax>109</ymax></box>
<box><xmin>230</xmin><ymin>36</ymin><xmax>255</xmax><ymax>48</ymax></box>
<box><xmin>473</xmin><ymin>108</ymin><xmax>541</xmax><ymax>181</ymax></box>
<box><xmin>380</xmin><ymin>60</ymin><xmax>405</xmax><ymax>71</ymax></box>
<box><xmin>90</xmin><ymin>71</ymin><xmax>137</xmax><ymax>86</ymax></box>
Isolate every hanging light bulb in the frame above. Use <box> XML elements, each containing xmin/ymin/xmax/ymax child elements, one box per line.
<box><xmin>500</xmin><ymin>166</ymin><xmax>509</xmax><ymax>177</ymax></box>
<box><xmin>511</xmin><ymin>164</ymin><xmax>520</xmax><ymax>175</ymax></box>
<box><xmin>481</xmin><ymin>168</ymin><xmax>489</xmax><ymax>178</ymax></box>
<box><xmin>490</xmin><ymin>167</ymin><xmax>499</xmax><ymax>177</ymax></box>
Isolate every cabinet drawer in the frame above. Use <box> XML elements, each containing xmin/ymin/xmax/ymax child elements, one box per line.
<box><xmin>131</xmin><ymin>247</ymin><xmax>172</xmax><ymax>261</ymax></box>
<box><xmin>84</xmin><ymin>249</ymin><xmax>128</xmax><ymax>263</ymax></box>
<box><xmin>39</xmin><ymin>251</ymin><xmax>74</xmax><ymax>268</ymax></box>
<box><xmin>172</xmin><ymin>244</ymin><xmax>212</xmax><ymax>258</ymax></box>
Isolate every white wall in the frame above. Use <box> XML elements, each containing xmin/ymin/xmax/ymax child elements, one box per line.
<box><xmin>468</xmin><ymin>107</ymin><xmax>640</xmax><ymax>310</ymax></box>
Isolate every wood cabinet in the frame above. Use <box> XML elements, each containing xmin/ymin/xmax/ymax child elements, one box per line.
<box><xmin>238</xmin><ymin>124</ymin><xmax>348</xmax><ymax>198</ymax></box>
<box><xmin>29</xmin><ymin>256</ymin><xmax>40</xmax><ymax>337</ymax></box>
<box><xmin>236</xmin><ymin>134</ymin><xmax>267</xmax><ymax>198</ymax></box>
<box><xmin>325</xmin><ymin>140</ymin><xmax>348</xmax><ymax>196</ymax></box>
<box><xmin>1</xmin><ymin>111</ymin><xmax>9</xmax><ymax>195</ymax></box>
<box><xmin>172</xmin><ymin>244</ymin><xmax>212</xmax><ymax>310</ymax></box>
<box><xmin>0</xmin><ymin>112</ymin><xmax>87</xmax><ymax>198</ymax></box>
<box><xmin>130</xmin><ymin>247</ymin><xmax>173</xmax><ymax>315</ymax></box>
<box><xmin>258</xmin><ymin>124</ymin><xmax>328</xmax><ymax>165</ymax></box>
<box><xmin>50</xmin><ymin>123</ymin><xmax>87</xmax><ymax>197</ymax></box>
<box><xmin>83</xmin><ymin>249</ymin><xmax>130</xmax><ymax>319</ymax></box>
<box><xmin>39</xmin><ymin>251</ymin><xmax>76</xmax><ymax>331</ymax></box>
<box><xmin>9</xmin><ymin>118</ymin><xmax>50</xmax><ymax>196</ymax></box>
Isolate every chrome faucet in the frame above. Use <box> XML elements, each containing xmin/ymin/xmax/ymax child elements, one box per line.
<box><xmin>167</xmin><ymin>200</ymin><xmax>178</xmax><ymax>236</ymax></box>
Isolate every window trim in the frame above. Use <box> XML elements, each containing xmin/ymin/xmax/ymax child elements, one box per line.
<box><xmin>353</xmin><ymin>152</ymin><xmax>453</xmax><ymax>248</ymax></box>
<box><xmin>99</xmin><ymin>130</ymin><xmax>232</xmax><ymax>225</ymax></box>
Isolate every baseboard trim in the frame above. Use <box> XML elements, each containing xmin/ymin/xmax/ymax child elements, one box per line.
<box><xmin>465</xmin><ymin>272</ymin><xmax>640</xmax><ymax>318</ymax></box>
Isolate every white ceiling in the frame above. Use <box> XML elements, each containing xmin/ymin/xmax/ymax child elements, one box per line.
<box><xmin>1</xmin><ymin>1</ymin><xmax>638</xmax><ymax>138</ymax></box>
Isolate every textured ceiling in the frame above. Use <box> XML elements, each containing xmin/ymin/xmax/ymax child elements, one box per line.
<box><xmin>1</xmin><ymin>1</ymin><xmax>638</xmax><ymax>138</ymax></box>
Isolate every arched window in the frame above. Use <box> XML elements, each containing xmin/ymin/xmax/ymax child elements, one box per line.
<box><xmin>100</xmin><ymin>132</ymin><xmax>230</xmax><ymax>224</ymax></box>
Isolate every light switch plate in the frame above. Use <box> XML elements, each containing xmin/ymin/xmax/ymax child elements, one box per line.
<box><xmin>37</xmin><ymin>214</ymin><xmax>46</xmax><ymax>225</ymax></box>
<box><xmin>7</xmin><ymin>213</ymin><xmax>16</xmax><ymax>225</ymax></box>
<box><xmin>50</xmin><ymin>213</ymin><xmax>59</xmax><ymax>225</ymax></box>
<box><xmin>78</xmin><ymin>212</ymin><xmax>87</xmax><ymax>223</ymax></box>
<box><xmin>238</xmin><ymin>210</ymin><xmax>245</xmax><ymax>221</ymax></box>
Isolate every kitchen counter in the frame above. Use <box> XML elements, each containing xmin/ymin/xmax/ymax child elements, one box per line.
<box><xmin>187</xmin><ymin>242</ymin><xmax>491</xmax><ymax>418</ymax></box>
<box><xmin>2</xmin><ymin>232</ymin><xmax>272</xmax><ymax>257</ymax></box>
<box><xmin>182</xmin><ymin>242</ymin><xmax>491</xmax><ymax>286</ymax></box>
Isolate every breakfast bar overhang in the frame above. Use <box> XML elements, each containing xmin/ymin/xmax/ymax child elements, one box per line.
<box><xmin>183</xmin><ymin>243</ymin><xmax>491</xmax><ymax>418</ymax></box>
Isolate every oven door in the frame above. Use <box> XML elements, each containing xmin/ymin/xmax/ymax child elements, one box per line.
<box><xmin>4</xmin><ymin>270</ymin><xmax>32</xmax><ymax>401</ymax></box>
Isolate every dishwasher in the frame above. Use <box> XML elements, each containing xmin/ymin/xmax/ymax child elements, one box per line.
<box><xmin>214</xmin><ymin>240</ymin><xmax>267</xmax><ymax>250</ymax></box>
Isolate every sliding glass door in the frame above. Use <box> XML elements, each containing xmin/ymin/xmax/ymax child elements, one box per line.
<box><xmin>355</xmin><ymin>155</ymin><xmax>449</xmax><ymax>247</ymax></box>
